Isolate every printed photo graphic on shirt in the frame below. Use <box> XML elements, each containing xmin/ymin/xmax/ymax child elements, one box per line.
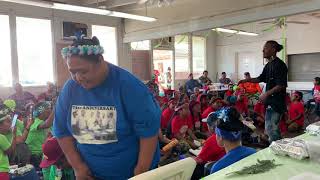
<box><xmin>71</xmin><ymin>105</ymin><xmax>117</xmax><ymax>144</ymax></box>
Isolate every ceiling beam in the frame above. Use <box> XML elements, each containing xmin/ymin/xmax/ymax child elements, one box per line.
<box><xmin>82</xmin><ymin>0</ymin><xmax>138</xmax><ymax>8</ymax></box>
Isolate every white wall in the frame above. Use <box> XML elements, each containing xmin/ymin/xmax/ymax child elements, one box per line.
<box><xmin>214</xmin><ymin>13</ymin><xmax>320</xmax><ymax>88</ymax></box>
<box><xmin>0</xmin><ymin>1</ymin><xmax>124</xmax><ymax>99</ymax></box>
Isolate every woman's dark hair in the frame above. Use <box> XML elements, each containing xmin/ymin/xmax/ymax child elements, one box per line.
<box><xmin>216</xmin><ymin>107</ymin><xmax>244</xmax><ymax>132</ymax></box>
<box><xmin>315</xmin><ymin>77</ymin><xmax>320</xmax><ymax>85</ymax></box>
<box><xmin>244</xmin><ymin>72</ymin><xmax>250</xmax><ymax>76</ymax></box>
<box><xmin>221</xmin><ymin>72</ymin><xmax>226</xmax><ymax>75</ymax></box>
<box><xmin>266</xmin><ymin>40</ymin><xmax>283</xmax><ymax>53</ymax></box>
<box><xmin>71</xmin><ymin>36</ymin><xmax>101</xmax><ymax>63</ymax></box>
<box><xmin>294</xmin><ymin>91</ymin><xmax>303</xmax><ymax>100</ymax></box>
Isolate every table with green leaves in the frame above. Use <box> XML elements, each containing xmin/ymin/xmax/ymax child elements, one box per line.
<box><xmin>203</xmin><ymin>133</ymin><xmax>320</xmax><ymax>180</ymax></box>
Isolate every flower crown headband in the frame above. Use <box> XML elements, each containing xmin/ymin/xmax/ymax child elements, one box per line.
<box><xmin>61</xmin><ymin>34</ymin><xmax>104</xmax><ymax>60</ymax></box>
<box><xmin>61</xmin><ymin>45</ymin><xmax>104</xmax><ymax>60</ymax></box>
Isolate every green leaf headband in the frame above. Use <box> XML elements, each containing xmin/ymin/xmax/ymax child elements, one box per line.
<box><xmin>0</xmin><ymin>107</ymin><xmax>11</xmax><ymax>122</ymax></box>
<box><xmin>61</xmin><ymin>45</ymin><xmax>104</xmax><ymax>59</ymax></box>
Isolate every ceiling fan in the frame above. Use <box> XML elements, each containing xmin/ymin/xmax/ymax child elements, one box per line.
<box><xmin>259</xmin><ymin>17</ymin><xmax>310</xmax><ymax>28</ymax></box>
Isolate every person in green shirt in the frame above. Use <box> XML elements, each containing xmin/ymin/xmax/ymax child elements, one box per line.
<box><xmin>0</xmin><ymin>105</ymin><xmax>17</xmax><ymax>180</ymax></box>
<box><xmin>3</xmin><ymin>99</ymin><xmax>33</xmax><ymax>165</ymax></box>
<box><xmin>40</xmin><ymin>137</ymin><xmax>75</xmax><ymax>180</ymax></box>
<box><xmin>25</xmin><ymin>101</ymin><xmax>54</xmax><ymax>172</ymax></box>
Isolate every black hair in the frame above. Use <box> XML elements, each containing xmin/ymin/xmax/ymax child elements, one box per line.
<box><xmin>244</xmin><ymin>72</ymin><xmax>250</xmax><ymax>76</ymax></box>
<box><xmin>314</xmin><ymin>77</ymin><xmax>320</xmax><ymax>85</ymax></box>
<box><xmin>71</xmin><ymin>36</ymin><xmax>102</xmax><ymax>63</ymax></box>
<box><xmin>216</xmin><ymin>107</ymin><xmax>244</xmax><ymax>132</ymax></box>
<box><xmin>222</xmin><ymin>72</ymin><xmax>226</xmax><ymax>75</ymax></box>
<box><xmin>294</xmin><ymin>91</ymin><xmax>303</xmax><ymax>100</ymax></box>
<box><xmin>203</xmin><ymin>70</ymin><xmax>208</xmax><ymax>74</ymax></box>
<box><xmin>266</xmin><ymin>40</ymin><xmax>283</xmax><ymax>53</ymax></box>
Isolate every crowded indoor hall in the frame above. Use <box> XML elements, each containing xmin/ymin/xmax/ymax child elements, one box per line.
<box><xmin>0</xmin><ymin>0</ymin><xmax>320</xmax><ymax>180</ymax></box>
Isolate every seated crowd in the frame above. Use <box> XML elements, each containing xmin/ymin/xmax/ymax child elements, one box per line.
<box><xmin>0</xmin><ymin>72</ymin><xmax>319</xmax><ymax>180</ymax></box>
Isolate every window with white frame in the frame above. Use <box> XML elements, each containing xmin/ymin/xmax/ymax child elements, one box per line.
<box><xmin>92</xmin><ymin>25</ymin><xmax>117</xmax><ymax>65</ymax></box>
<box><xmin>16</xmin><ymin>17</ymin><xmax>53</xmax><ymax>86</ymax></box>
<box><xmin>0</xmin><ymin>15</ymin><xmax>12</xmax><ymax>87</ymax></box>
<box><xmin>175</xmin><ymin>35</ymin><xmax>189</xmax><ymax>79</ymax></box>
<box><xmin>192</xmin><ymin>36</ymin><xmax>206</xmax><ymax>78</ymax></box>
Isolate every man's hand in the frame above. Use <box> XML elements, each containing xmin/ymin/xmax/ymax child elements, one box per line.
<box><xmin>259</xmin><ymin>93</ymin><xmax>268</xmax><ymax>104</ymax></box>
<box><xmin>74</xmin><ymin>163</ymin><xmax>94</xmax><ymax>180</ymax></box>
<box><xmin>237</xmin><ymin>79</ymin><xmax>245</xmax><ymax>85</ymax></box>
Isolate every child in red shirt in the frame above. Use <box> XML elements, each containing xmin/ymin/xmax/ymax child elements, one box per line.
<box><xmin>253</xmin><ymin>101</ymin><xmax>265</xmax><ymax>127</ymax></box>
<box><xmin>160</xmin><ymin>100</ymin><xmax>177</xmax><ymax>130</ymax></box>
<box><xmin>192</xmin><ymin>110</ymin><xmax>226</xmax><ymax>180</ymax></box>
<box><xmin>171</xmin><ymin>103</ymin><xmax>198</xmax><ymax>149</ymax></box>
<box><xmin>313</xmin><ymin>77</ymin><xmax>320</xmax><ymax>119</ymax></box>
<box><xmin>201</xmin><ymin>98</ymin><xmax>224</xmax><ymax>133</ymax></box>
<box><xmin>189</xmin><ymin>101</ymin><xmax>208</xmax><ymax>139</ymax></box>
<box><xmin>286</xmin><ymin>91</ymin><xmax>304</xmax><ymax>132</ymax></box>
<box><xmin>235</xmin><ymin>93</ymin><xmax>249</xmax><ymax>117</ymax></box>
<box><xmin>198</xmin><ymin>94</ymin><xmax>208</xmax><ymax>114</ymax></box>
<box><xmin>225</xmin><ymin>84</ymin><xmax>234</xmax><ymax>98</ymax></box>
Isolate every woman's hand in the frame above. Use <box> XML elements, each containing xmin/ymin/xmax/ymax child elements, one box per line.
<box><xmin>74</xmin><ymin>163</ymin><xmax>94</xmax><ymax>180</ymax></box>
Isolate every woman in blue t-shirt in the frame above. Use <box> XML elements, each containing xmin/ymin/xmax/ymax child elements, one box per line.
<box><xmin>210</xmin><ymin>107</ymin><xmax>256</xmax><ymax>174</ymax></box>
<box><xmin>53</xmin><ymin>36</ymin><xmax>160</xmax><ymax>180</ymax></box>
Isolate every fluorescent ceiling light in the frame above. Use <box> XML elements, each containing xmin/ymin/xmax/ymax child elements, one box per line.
<box><xmin>0</xmin><ymin>0</ymin><xmax>52</xmax><ymax>8</ymax></box>
<box><xmin>215</xmin><ymin>28</ymin><xmax>237</xmax><ymax>33</ymax></box>
<box><xmin>109</xmin><ymin>11</ymin><xmax>156</xmax><ymax>22</ymax></box>
<box><xmin>0</xmin><ymin>0</ymin><xmax>157</xmax><ymax>22</ymax></box>
<box><xmin>213</xmin><ymin>28</ymin><xmax>258</xmax><ymax>36</ymax></box>
<box><xmin>53</xmin><ymin>3</ymin><xmax>111</xmax><ymax>15</ymax></box>
<box><xmin>237</xmin><ymin>31</ymin><xmax>258</xmax><ymax>36</ymax></box>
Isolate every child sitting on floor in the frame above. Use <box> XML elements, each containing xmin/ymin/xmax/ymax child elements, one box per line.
<box><xmin>198</xmin><ymin>94</ymin><xmax>209</xmax><ymax>114</ymax></box>
<box><xmin>161</xmin><ymin>99</ymin><xmax>177</xmax><ymax>131</ymax></box>
<box><xmin>191</xmin><ymin>111</ymin><xmax>226</xmax><ymax>180</ymax></box>
<box><xmin>171</xmin><ymin>103</ymin><xmax>199</xmax><ymax>151</ymax></box>
<box><xmin>189</xmin><ymin>101</ymin><xmax>207</xmax><ymax>139</ymax></box>
<box><xmin>286</xmin><ymin>91</ymin><xmax>305</xmax><ymax>133</ymax></box>
<box><xmin>201</xmin><ymin>98</ymin><xmax>225</xmax><ymax>134</ymax></box>
<box><xmin>235</xmin><ymin>93</ymin><xmax>249</xmax><ymax>117</ymax></box>
<box><xmin>40</xmin><ymin>137</ymin><xmax>75</xmax><ymax>180</ymax></box>
<box><xmin>313</xmin><ymin>77</ymin><xmax>320</xmax><ymax>121</ymax></box>
<box><xmin>25</xmin><ymin>101</ymin><xmax>54</xmax><ymax>176</ymax></box>
<box><xmin>0</xmin><ymin>105</ymin><xmax>17</xmax><ymax>180</ymax></box>
<box><xmin>210</xmin><ymin>107</ymin><xmax>256</xmax><ymax>174</ymax></box>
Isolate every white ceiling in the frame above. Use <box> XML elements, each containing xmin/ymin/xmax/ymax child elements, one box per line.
<box><xmin>43</xmin><ymin>0</ymin><xmax>145</xmax><ymax>10</ymax></box>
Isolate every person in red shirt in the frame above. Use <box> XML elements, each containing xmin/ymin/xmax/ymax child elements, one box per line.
<box><xmin>201</xmin><ymin>98</ymin><xmax>224</xmax><ymax>133</ymax></box>
<box><xmin>225</xmin><ymin>84</ymin><xmax>234</xmax><ymax>98</ymax></box>
<box><xmin>252</xmin><ymin>101</ymin><xmax>266</xmax><ymax>127</ymax></box>
<box><xmin>235</xmin><ymin>93</ymin><xmax>249</xmax><ymax>117</ymax></box>
<box><xmin>191</xmin><ymin>109</ymin><xmax>226</xmax><ymax>180</ymax></box>
<box><xmin>160</xmin><ymin>100</ymin><xmax>177</xmax><ymax>130</ymax></box>
<box><xmin>171</xmin><ymin>103</ymin><xmax>198</xmax><ymax>149</ymax></box>
<box><xmin>286</xmin><ymin>91</ymin><xmax>305</xmax><ymax>132</ymax></box>
<box><xmin>189</xmin><ymin>101</ymin><xmax>208</xmax><ymax>139</ymax></box>
<box><xmin>198</xmin><ymin>94</ymin><xmax>208</xmax><ymax>114</ymax></box>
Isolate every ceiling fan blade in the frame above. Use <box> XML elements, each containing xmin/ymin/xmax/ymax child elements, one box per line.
<box><xmin>286</xmin><ymin>21</ymin><xmax>310</xmax><ymax>24</ymax></box>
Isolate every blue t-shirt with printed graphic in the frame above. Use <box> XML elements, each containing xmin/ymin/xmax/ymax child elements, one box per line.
<box><xmin>210</xmin><ymin>146</ymin><xmax>256</xmax><ymax>174</ymax></box>
<box><xmin>53</xmin><ymin>63</ymin><xmax>160</xmax><ymax>180</ymax></box>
